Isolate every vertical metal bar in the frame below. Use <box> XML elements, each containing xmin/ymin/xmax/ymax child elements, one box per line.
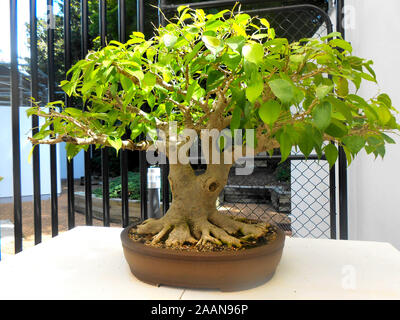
<box><xmin>67</xmin><ymin>159</ymin><xmax>75</xmax><ymax>228</ymax></box>
<box><xmin>118</xmin><ymin>0</ymin><xmax>129</xmax><ymax>227</ymax></box>
<box><xmin>99</xmin><ymin>0</ymin><xmax>110</xmax><ymax>226</ymax></box>
<box><xmin>137</xmin><ymin>0</ymin><xmax>144</xmax><ymax>33</ymax></box>
<box><xmin>47</xmin><ymin>0</ymin><xmax>58</xmax><ymax>237</ymax></box>
<box><xmin>64</xmin><ymin>0</ymin><xmax>75</xmax><ymax>230</ymax></box>
<box><xmin>118</xmin><ymin>0</ymin><xmax>126</xmax><ymax>43</ymax></box>
<box><xmin>137</xmin><ymin>0</ymin><xmax>148</xmax><ymax>221</ymax></box>
<box><xmin>336</xmin><ymin>0</ymin><xmax>348</xmax><ymax>240</ymax></box>
<box><xmin>336</xmin><ymin>0</ymin><xmax>345</xmax><ymax>39</ymax></box>
<box><xmin>161</xmin><ymin>160</ymin><xmax>169</xmax><ymax>214</ymax></box>
<box><xmin>158</xmin><ymin>0</ymin><xmax>170</xmax><ymax>215</ymax></box>
<box><xmin>327</xmin><ymin>17</ymin><xmax>336</xmax><ymax>239</ymax></box>
<box><xmin>30</xmin><ymin>0</ymin><xmax>42</xmax><ymax>244</ymax></box>
<box><xmin>338</xmin><ymin>148</ymin><xmax>348</xmax><ymax>239</ymax></box>
<box><xmin>158</xmin><ymin>0</ymin><xmax>166</xmax><ymax>26</ymax></box>
<box><xmin>81</xmin><ymin>0</ymin><xmax>92</xmax><ymax>225</ymax></box>
<box><xmin>120</xmin><ymin>149</ymin><xmax>129</xmax><ymax>227</ymax></box>
<box><xmin>10</xmin><ymin>0</ymin><xmax>23</xmax><ymax>253</ymax></box>
<box><xmin>329</xmin><ymin>162</ymin><xmax>337</xmax><ymax>239</ymax></box>
<box><xmin>99</xmin><ymin>0</ymin><xmax>107</xmax><ymax>47</ymax></box>
<box><xmin>139</xmin><ymin>151</ymin><xmax>147</xmax><ymax>221</ymax></box>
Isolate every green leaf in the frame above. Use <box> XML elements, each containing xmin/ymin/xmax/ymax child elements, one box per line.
<box><xmin>321</xmin><ymin>31</ymin><xmax>342</xmax><ymax>41</ymax></box>
<box><xmin>107</xmin><ymin>137</ymin><xmax>123</xmax><ymax>153</ymax></box>
<box><xmin>162</xmin><ymin>34</ymin><xmax>178</xmax><ymax>48</ymax></box>
<box><xmin>316</xmin><ymin>84</ymin><xmax>333</xmax><ymax>100</ymax></box>
<box><xmin>202</xmin><ymin>35</ymin><xmax>224</xmax><ymax>54</ymax></box>
<box><xmin>145</xmin><ymin>125</ymin><xmax>158</xmax><ymax>141</ymax></box>
<box><xmin>342</xmin><ymin>146</ymin><xmax>353</xmax><ymax>166</ymax></box>
<box><xmin>177</xmin><ymin>5</ymin><xmax>188</xmax><ymax>13</ymax></box>
<box><xmin>268</xmin><ymin>79</ymin><xmax>294</xmax><ymax>105</ymax></box>
<box><xmin>376</xmin><ymin>106</ymin><xmax>392</xmax><ymax>125</ymax></box>
<box><xmin>61</xmin><ymin>81</ymin><xmax>74</xmax><ymax>96</ymax></box>
<box><xmin>293</xmin><ymin>87</ymin><xmax>305</xmax><ymax>104</ymax></box>
<box><xmin>329</xmin><ymin>39</ymin><xmax>353</xmax><ymax>53</ymax></box>
<box><xmin>222</xmin><ymin>52</ymin><xmax>241</xmax><ymax>70</ymax></box>
<box><xmin>378</xmin><ymin>93</ymin><xmax>392</xmax><ymax>107</ymax></box>
<box><xmin>381</xmin><ymin>132</ymin><xmax>396</xmax><ymax>144</ymax></box>
<box><xmin>242</xmin><ymin>43</ymin><xmax>264</xmax><ymax>64</ymax></box>
<box><xmin>184</xmin><ymin>41</ymin><xmax>204</xmax><ymax>65</ymax></box>
<box><xmin>28</xmin><ymin>145</ymin><xmax>36</xmax><ymax>164</ymax></box>
<box><xmin>206</xmin><ymin>70</ymin><xmax>224</xmax><ymax>92</ymax></box>
<box><xmin>260</xmin><ymin>18</ymin><xmax>270</xmax><ymax>29</ymax></box>
<box><xmin>327</xmin><ymin>97</ymin><xmax>352</xmax><ymax>122</ymax></box>
<box><xmin>336</xmin><ymin>77</ymin><xmax>349</xmax><ymax>97</ymax></box>
<box><xmin>246</xmin><ymin>73</ymin><xmax>263</xmax><ymax>103</ymax></box>
<box><xmin>120</xmin><ymin>75</ymin><xmax>132</xmax><ymax>92</ymax></box>
<box><xmin>324</xmin><ymin>144</ymin><xmax>338</xmax><ymax>168</ymax></box>
<box><xmin>142</xmin><ymin>73</ymin><xmax>156</xmax><ymax>91</ymax></box>
<box><xmin>342</xmin><ymin>135</ymin><xmax>365</xmax><ymax>154</ymax></box>
<box><xmin>64</xmin><ymin>107</ymin><xmax>83</xmax><ymax>118</ymax></box>
<box><xmin>65</xmin><ymin>143</ymin><xmax>81</xmax><ymax>160</ymax></box>
<box><xmin>313</xmin><ymin>101</ymin><xmax>332</xmax><ymax>130</ymax></box>
<box><xmin>231</xmin><ymin>86</ymin><xmax>246</xmax><ymax>109</ymax></box>
<box><xmin>289</xmin><ymin>54</ymin><xmax>305</xmax><ymax>65</ymax></box>
<box><xmin>186</xmin><ymin>81</ymin><xmax>198</xmax><ymax>103</ymax></box>
<box><xmin>298</xmin><ymin>126</ymin><xmax>314</xmax><ymax>158</ymax></box>
<box><xmin>251</xmin><ymin>34</ymin><xmax>268</xmax><ymax>40</ymax></box>
<box><xmin>259</xmin><ymin>100</ymin><xmax>281</xmax><ymax>126</ymax></box>
<box><xmin>325</xmin><ymin>119</ymin><xmax>348</xmax><ymax>138</ymax></box>
<box><xmin>230</xmin><ymin>106</ymin><xmax>242</xmax><ymax>132</ymax></box>
<box><xmin>130</xmin><ymin>122</ymin><xmax>144</xmax><ymax>140</ymax></box>
<box><xmin>278</xmin><ymin>131</ymin><xmax>292</xmax><ymax>162</ymax></box>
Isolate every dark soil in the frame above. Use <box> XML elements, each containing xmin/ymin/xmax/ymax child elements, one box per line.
<box><xmin>128</xmin><ymin>218</ymin><xmax>278</xmax><ymax>252</ymax></box>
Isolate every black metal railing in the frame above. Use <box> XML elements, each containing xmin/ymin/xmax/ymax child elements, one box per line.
<box><xmin>4</xmin><ymin>0</ymin><xmax>347</xmax><ymax>255</ymax></box>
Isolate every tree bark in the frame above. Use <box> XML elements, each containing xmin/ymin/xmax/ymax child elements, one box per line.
<box><xmin>136</xmin><ymin>162</ymin><xmax>268</xmax><ymax>247</ymax></box>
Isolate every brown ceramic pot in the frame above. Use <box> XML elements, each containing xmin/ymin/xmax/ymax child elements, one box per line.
<box><xmin>120</xmin><ymin>221</ymin><xmax>285</xmax><ymax>291</ymax></box>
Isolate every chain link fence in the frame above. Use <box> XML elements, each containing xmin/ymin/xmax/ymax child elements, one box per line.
<box><xmin>210</xmin><ymin>4</ymin><xmax>336</xmax><ymax>239</ymax></box>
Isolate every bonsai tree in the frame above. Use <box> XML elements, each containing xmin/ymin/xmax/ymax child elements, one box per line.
<box><xmin>28</xmin><ymin>7</ymin><xmax>399</xmax><ymax>248</ymax></box>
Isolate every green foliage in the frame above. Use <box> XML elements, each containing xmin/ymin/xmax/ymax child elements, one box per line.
<box><xmin>93</xmin><ymin>171</ymin><xmax>141</xmax><ymax>200</ymax></box>
<box><xmin>27</xmin><ymin>6</ymin><xmax>399</xmax><ymax>168</ymax></box>
<box><xmin>93</xmin><ymin>171</ymin><xmax>167</xmax><ymax>201</ymax></box>
<box><xmin>275</xmin><ymin>161</ymin><xmax>291</xmax><ymax>182</ymax></box>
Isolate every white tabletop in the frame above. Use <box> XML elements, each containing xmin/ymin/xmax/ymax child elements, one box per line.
<box><xmin>0</xmin><ymin>226</ymin><xmax>399</xmax><ymax>300</ymax></box>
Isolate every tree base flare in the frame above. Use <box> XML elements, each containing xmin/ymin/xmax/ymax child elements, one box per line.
<box><xmin>128</xmin><ymin>214</ymin><xmax>278</xmax><ymax>252</ymax></box>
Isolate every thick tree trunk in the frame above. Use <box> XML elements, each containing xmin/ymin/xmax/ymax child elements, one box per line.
<box><xmin>136</xmin><ymin>163</ymin><xmax>267</xmax><ymax>247</ymax></box>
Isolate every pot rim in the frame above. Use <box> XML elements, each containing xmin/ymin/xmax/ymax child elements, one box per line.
<box><xmin>120</xmin><ymin>220</ymin><xmax>285</xmax><ymax>262</ymax></box>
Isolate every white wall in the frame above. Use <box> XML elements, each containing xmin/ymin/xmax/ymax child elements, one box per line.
<box><xmin>59</xmin><ymin>143</ymin><xmax>85</xmax><ymax>180</ymax></box>
<box><xmin>0</xmin><ymin>106</ymin><xmax>61</xmax><ymax>202</ymax></box>
<box><xmin>345</xmin><ymin>0</ymin><xmax>400</xmax><ymax>249</ymax></box>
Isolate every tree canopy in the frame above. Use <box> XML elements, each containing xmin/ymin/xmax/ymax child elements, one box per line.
<box><xmin>28</xmin><ymin>6</ymin><xmax>399</xmax><ymax>168</ymax></box>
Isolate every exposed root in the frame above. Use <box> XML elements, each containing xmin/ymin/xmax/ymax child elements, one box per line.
<box><xmin>196</xmin><ymin>231</ymin><xmax>222</xmax><ymax>247</ymax></box>
<box><xmin>151</xmin><ymin>225</ymin><xmax>172</xmax><ymax>245</ymax></box>
<box><xmin>199</xmin><ymin>221</ymin><xmax>242</xmax><ymax>247</ymax></box>
<box><xmin>136</xmin><ymin>218</ymin><xmax>164</xmax><ymax>235</ymax></box>
<box><xmin>134</xmin><ymin>213</ymin><xmax>269</xmax><ymax>249</ymax></box>
<box><xmin>209</xmin><ymin>212</ymin><xmax>267</xmax><ymax>240</ymax></box>
<box><xmin>165</xmin><ymin>223</ymin><xmax>197</xmax><ymax>247</ymax></box>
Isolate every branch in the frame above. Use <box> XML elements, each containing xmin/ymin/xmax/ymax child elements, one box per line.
<box><xmin>29</xmin><ymin>134</ymin><xmax>153</xmax><ymax>151</ymax></box>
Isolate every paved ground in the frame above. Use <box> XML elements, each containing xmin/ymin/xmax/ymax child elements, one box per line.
<box><xmin>0</xmin><ymin>219</ymin><xmax>14</xmax><ymax>259</ymax></box>
<box><xmin>0</xmin><ymin>180</ymin><xmax>120</xmax><ymax>256</ymax></box>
